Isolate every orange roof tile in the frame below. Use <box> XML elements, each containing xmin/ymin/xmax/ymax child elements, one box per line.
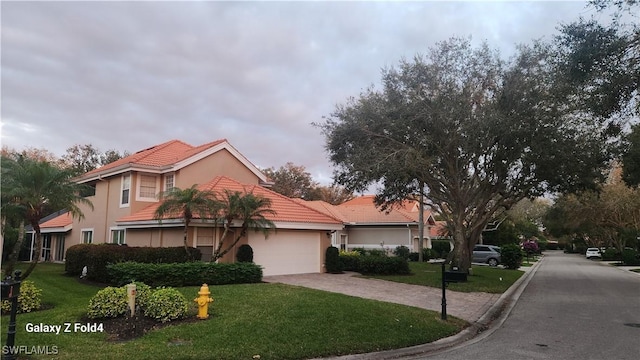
<box><xmin>117</xmin><ymin>176</ymin><xmax>342</xmax><ymax>225</ymax></box>
<box><xmin>40</xmin><ymin>212</ymin><xmax>72</xmax><ymax>229</ymax></box>
<box><xmin>80</xmin><ymin>139</ymin><xmax>226</xmax><ymax>178</ymax></box>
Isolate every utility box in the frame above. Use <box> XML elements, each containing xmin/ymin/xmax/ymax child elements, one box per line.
<box><xmin>444</xmin><ymin>270</ymin><xmax>468</xmax><ymax>283</ymax></box>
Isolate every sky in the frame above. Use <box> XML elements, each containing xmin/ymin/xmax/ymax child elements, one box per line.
<box><xmin>1</xmin><ymin>0</ymin><xmax>599</xmax><ymax>185</ymax></box>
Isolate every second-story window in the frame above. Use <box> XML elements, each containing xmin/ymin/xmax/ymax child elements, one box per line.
<box><xmin>120</xmin><ymin>174</ymin><xmax>131</xmax><ymax>207</ymax></box>
<box><xmin>164</xmin><ymin>174</ymin><xmax>175</xmax><ymax>192</ymax></box>
<box><xmin>136</xmin><ymin>174</ymin><xmax>159</xmax><ymax>202</ymax></box>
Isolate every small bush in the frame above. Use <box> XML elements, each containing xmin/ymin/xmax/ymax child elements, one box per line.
<box><xmin>339</xmin><ymin>250</ymin><xmax>361</xmax><ymax>271</ymax></box>
<box><xmin>432</xmin><ymin>240</ymin><xmax>452</xmax><ymax>258</ymax></box>
<box><xmin>393</xmin><ymin>246</ymin><xmax>411</xmax><ymax>260</ymax></box>
<box><xmin>602</xmin><ymin>248</ymin><xmax>621</xmax><ymax>261</ymax></box>
<box><xmin>358</xmin><ymin>256</ymin><xmax>410</xmax><ymax>275</ymax></box>
<box><xmin>408</xmin><ymin>248</ymin><xmax>433</xmax><ymax>262</ymax></box>
<box><xmin>500</xmin><ymin>244</ymin><xmax>523</xmax><ymax>270</ymax></box>
<box><xmin>131</xmin><ymin>282</ymin><xmax>152</xmax><ymax>309</ymax></box>
<box><xmin>236</xmin><ymin>244</ymin><xmax>254</xmax><ymax>263</ymax></box>
<box><xmin>107</xmin><ymin>261</ymin><xmax>263</xmax><ymax>287</ymax></box>
<box><xmin>1</xmin><ymin>280</ymin><xmax>42</xmax><ymax>314</ymax></box>
<box><xmin>622</xmin><ymin>249</ymin><xmax>640</xmax><ymax>266</ymax></box>
<box><xmin>143</xmin><ymin>288</ymin><xmax>189</xmax><ymax>323</ymax></box>
<box><xmin>325</xmin><ymin>246</ymin><xmax>342</xmax><ymax>273</ymax></box>
<box><xmin>87</xmin><ymin>287</ymin><xmax>128</xmax><ymax>319</ymax></box>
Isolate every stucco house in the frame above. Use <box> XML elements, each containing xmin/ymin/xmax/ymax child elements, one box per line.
<box><xmin>29</xmin><ymin>139</ymin><xmax>343</xmax><ymax>276</ymax></box>
<box><xmin>297</xmin><ymin>195</ymin><xmax>437</xmax><ymax>253</ymax></box>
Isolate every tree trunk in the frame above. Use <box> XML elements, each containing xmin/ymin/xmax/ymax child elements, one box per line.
<box><xmin>22</xmin><ymin>223</ymin><xmax>41</xmax><ymax>279</ymax></box>
<box><xmin>2</xmin><ymin>220</ymin><xmax>25</xmax><ymax>277</ymax></box>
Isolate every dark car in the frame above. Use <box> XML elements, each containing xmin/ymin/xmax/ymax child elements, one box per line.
<box><xmin>472</xmin><ymin>245</ymin><xmax>501</xmax><ymax>266</ymax></box>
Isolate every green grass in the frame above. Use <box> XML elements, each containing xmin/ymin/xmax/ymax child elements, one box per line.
<box><xmin>2</xmin><ymin>264</ymin><xmax>467</xmax><ymax>359</ymax></box>
<box><xmin>520</xmin><ymin>254</ymin><xmax>540</xmax><ymax>267</ymax></box>
<box><xmin>362</xmin><ymin>262</ymin><xmax>524</xmax><ymax>293</ymax></box>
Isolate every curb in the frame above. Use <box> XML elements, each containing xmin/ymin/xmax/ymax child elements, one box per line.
<box><xmin>318</xmin><ymin>258</ymin><xmax>544</xmax><ymax>360</ymax></box>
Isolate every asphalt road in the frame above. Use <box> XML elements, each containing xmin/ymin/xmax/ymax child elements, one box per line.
<box><xmin>424</xmin><ymin>251</ymin><xmax>640</xmax><ymax>360</ymax></box>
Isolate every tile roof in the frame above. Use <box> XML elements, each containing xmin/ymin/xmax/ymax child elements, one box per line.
<box><xmin>299</xmin><ymin>196</ymin><xmax>435</xmax><ymax>225</ymax></box>
<box><xmin>117</xmin><ymin>176</ymin><xmax>343</xmax><ymax>225</ymax></box>
<box><xmin>80</xmin><ymin>139</ymin><xmax>227</xmax><ymax>178</ymax></box>
<box><xmin>40</xmin><ymin>212</ymin><xmax>72</xmax><ymax>229</ymax></box>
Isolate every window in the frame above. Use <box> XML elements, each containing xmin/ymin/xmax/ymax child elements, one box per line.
<box><xmin>82</xmin><ymin>229</ymin><xmax>93</xmax><ymax>244</ymax></box>
<box><xmin>111</xmin><ymin>229</ymin><xmax>125</xmax><ymax>245</ymax></box>
<box><xmin>55</xmin><ymin>235</ymin><xmax>66</xmax><ymax>261</ymax></box>
<box><xmin>139</xmin><ymin>175</ymin><xmax>157</xmax><ymax>198</ymax></box>
<box><xmin>120</xmin><ymin>174</ymin><xmax>131</xmax><ymax>207</ymax></box>
<box><xmin>164</xmin><ymin>174</ymin><xmax>175</xmax><ymax>192</ymax></box>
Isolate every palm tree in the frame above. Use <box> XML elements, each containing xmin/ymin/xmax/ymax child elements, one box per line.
<box><xmin>154</xmin><ymin>185</ymin><xmax>219</xmax><ymax>258</ymax></box>
<box><xmin>211</xmin><ymin>189</ymin><xmax>276</xmax><ymax>262</ymax></box>
<box><xmin>1</xmin><ymin>155</ymin><xmax>93</xmax><ymax>279</ymax></box>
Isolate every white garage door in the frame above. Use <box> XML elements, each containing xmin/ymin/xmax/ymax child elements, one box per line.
<box><xmin>248</xmin><ymin>231</ymin><xmax>321</xmax><ymax>276</ymax></box>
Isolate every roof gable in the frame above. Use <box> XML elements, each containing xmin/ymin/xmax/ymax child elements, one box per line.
<box><xmin>76</xmin><ymin>139</ymin><xmax>266</xmax><ymax>183</ymax></box>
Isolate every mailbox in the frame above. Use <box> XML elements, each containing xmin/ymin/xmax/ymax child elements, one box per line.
<box><xmin>444</xmin><ymin>270</ymin><xmax>467</xmax><ymax>283</ymax></box>
<box><xmin>1</xmin><ymin>279</ymin><xmax>21</xmax><ymax>300</ymax></box>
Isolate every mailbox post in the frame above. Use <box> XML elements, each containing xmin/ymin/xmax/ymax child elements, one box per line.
<box><xmin>439</xmin><ymin>263</ymin><xmax>468</xmax><ymax>320</ymax></box>
<box><xmin>1</xmin><ymin>270</ymin><xmax>22</xmax><ymax>360</ymax></box>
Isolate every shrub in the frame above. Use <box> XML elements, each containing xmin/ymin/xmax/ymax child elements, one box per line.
<box><xmin>236</xmin><ymin>244</ymin><xmax>254</xmax><ymax>263</ymax></box>
<box><xmin>65</xmin><ymin>244</ymin><xmax>202</xmax><ymax>282</ymax></box>
<box><xmin>408</xmin><ymin>248</ymin><xmax>433</xmax><ymax>262</ymax></box>
<box><xmin>87</xmin><ymin>287</ymin><xmax>128</xmax><ymax>319</ymax></box>
<box><xmin>431</xmin><ymin>240</ymin><xmax>452</xmax><ymax>258</ymax></box>
<box><xmin>393</xmin><ymin>245</ymin><xmax>411</xmax><ymax>260</ymax></box>
<box><xmin>339</xmin><ymin>250</ymin><xmax>361</xmax><ymax>271</ymax></box>
<box><xmin>1</xmin><ymin>280</ymin><xmax>42</xmax><ymax>314</ymax></box>
<box><xmin>523</xmin><ymin>240</ymin><xmax>539</xmax><ymax>255</ymax></box>
<box><xmin>602</xmin><ymin>248</ymin><xmax>621</xmax><ymax>261</ymax></box>
<box><xmin>325</xmin><ymin>246</ymin><xmax>342</xmax><ymax>273</ymax></box>
<box><xmin>130</xmin><ymin>282</ymin><xmax>152</xmax><ymax>309</ymax></box>
<box><xmin>622</xmin><ymin>249</ymin><xmax>640</xmax><ymax>266</ymax></box>
<box><xmin>143</xmin><ymin>288</ymin><xmax>189</xmax><ymax>323</ymax></box>
<box><xmin>500</xmin><ymin>244</ymin><xmax>523</xmax><ymax>270</ymax></box>
<box><xmin>107</xmin><ymin>261</ymin><xmax>263</xmax><ymax>287</ymax></box>
<box><xmin>358</xmin><ymin>256</ymin><xmax>410</xmax><ymax>275</ymax></box>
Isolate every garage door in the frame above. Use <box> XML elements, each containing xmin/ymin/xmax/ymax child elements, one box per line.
<box><xmin>248</xmin><ymin>230</ymin><xmax>321</xmax><ymax>276</ymax></box>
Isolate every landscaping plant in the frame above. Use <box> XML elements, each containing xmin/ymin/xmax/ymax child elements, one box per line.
<box><xmin>500</xmin><ymin>244</ymin><xmax>523</xmax><ymax>270</ymax></box>
<box><xmin>143</xmin><ymin>287</ymin><xmax>189</xmax><ymax>323</ymax></box>
<box><xmin>325</xmin><ymin>246</ymin><xmax>343</xmax><ymax>273</ymax></box>
<box><xmin>0</xmin><ymin>280</ymin><xmax>42</xmax><ymax>314</ymax></box>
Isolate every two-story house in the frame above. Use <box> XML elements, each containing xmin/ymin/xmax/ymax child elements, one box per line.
<box><xmin>32</xmin><ymin>139</ymin><xmax>343</xmax><ymax>276</ymax></box>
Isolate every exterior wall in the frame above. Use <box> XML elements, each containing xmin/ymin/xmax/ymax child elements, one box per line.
<box><xmin>176</xmin><ymin>149</ymin><xmax>261</xmax><ymax>188</ymax></box>
<box><xmin>124</xmin><ymin>228</ymin><xmax>184</xmax><ymax>248</ymax></box>
<box><xmin>346</xmin><ymin>226</ymin><xmax>414</xmax><ymax>250</ymax></box>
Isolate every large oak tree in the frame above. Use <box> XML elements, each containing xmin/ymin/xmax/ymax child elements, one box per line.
<box><xmin>318</xmin><ymin>38</ymin><xmax>615</xmax><ymax>272</ymax></box>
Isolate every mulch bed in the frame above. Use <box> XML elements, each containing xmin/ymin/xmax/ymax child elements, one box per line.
<box><xmin>83</xmin><ymin>313</ymin><xmax>206</xmax><ymax>342</ymax></box>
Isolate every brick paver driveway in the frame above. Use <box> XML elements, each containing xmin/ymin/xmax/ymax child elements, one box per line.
<box><xmin>263</xmin><ymin>272</ymin><xmax>500</xmax><ymax>322</ymax></box>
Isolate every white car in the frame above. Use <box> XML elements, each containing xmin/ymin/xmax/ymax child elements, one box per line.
<box><xmin>585</xmin><ymin>248</ymin><xmax>602</xmax><ymax>259</ymax></box>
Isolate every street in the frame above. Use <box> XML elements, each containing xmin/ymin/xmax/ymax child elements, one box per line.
<box><xmin>424</xmin><ymin>251</ymin><xmax>640</xmax><ymax>360</ymax></box>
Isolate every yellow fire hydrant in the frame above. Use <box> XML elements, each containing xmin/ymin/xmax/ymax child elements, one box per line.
<box><xmin>194</xmin><ymin>284</ymin><xmax>213</xmax><ymax>319</ymax></box>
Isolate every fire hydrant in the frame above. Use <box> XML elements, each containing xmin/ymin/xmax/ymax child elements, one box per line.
<box><xmin>194</xmin><ymin>284</ymin><xmax>213</xmax><ymax>319</ymax></box>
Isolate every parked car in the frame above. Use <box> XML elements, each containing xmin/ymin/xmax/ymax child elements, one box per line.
<box><xmin>585</xmin><ymin>248</ymin><xmax>602</xmax><ymax>259</ymax></box>
<box><xmin>473</xmin><ymin>245</ymin><xmax>501</xmax><ymax>266</ymax></box>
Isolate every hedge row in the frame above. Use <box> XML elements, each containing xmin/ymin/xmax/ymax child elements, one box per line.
<box><xmin>338</xmin><ymin>251</ymin><xmax>410</xmax><ymax>275</ymax></box>
<box><xmin>65</xmin><ymin>244</ymin><xmax>201</xmax><ymax>283</ymax></box>
<box><xmin>106</xmin><ymin>261</ymin><xmax>263</xmax><ymax>287</ymax></box>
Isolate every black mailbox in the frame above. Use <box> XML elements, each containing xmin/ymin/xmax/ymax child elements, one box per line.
<box><xmin>444</xmin><ymin>270</ymin><xmax>467</xmax><ymax>283</ymax></box>
<box><xmin>1</xmin><ymin>280</ymin><xmax>21</xmax><ymax>300</ymax></box>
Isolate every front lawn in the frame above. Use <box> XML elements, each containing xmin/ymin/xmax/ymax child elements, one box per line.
<box><xmin>2</xmin><ymin>264</ymin><xmax>467</xmax><ymax>360</ymax></box>
<box><xmin>362</xmin><ymin>262</ymin><xmax>524</xmax><ymax>293</ymax></box>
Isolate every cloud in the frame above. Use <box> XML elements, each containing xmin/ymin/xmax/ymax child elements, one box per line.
<box><xmin>1</xmin><ymin>1</ymin><xmax>589</xmax><ymax>185</ymax></box>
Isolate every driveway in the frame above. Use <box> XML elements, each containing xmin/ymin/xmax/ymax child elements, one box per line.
<box><xmin>263</xmin><ymin>272</ymin><xmax>501</xmax><ymax>322</ymax></box>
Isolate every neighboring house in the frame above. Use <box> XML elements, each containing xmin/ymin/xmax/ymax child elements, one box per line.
<box><xmin>27</xmin><ymin>139</ymin><xmax>343</xmax><ymax>276</ymax></box>
<box><xmin>298</xmin><ymin>195</ymin><xmax>437</xmax><ymax>253</ymax></box>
